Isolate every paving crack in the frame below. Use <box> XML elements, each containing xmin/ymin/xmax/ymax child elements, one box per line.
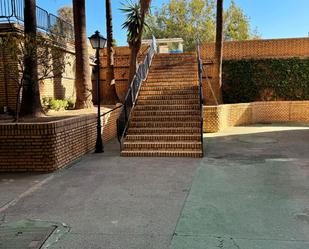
<box><xmin>231</xmin><ymin>237</ymin><xmax>241</xmax><ymax>249</ymax></box>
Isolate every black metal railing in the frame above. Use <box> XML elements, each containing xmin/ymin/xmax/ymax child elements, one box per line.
<box><xmin>196</xmin><ymin>41</ymin><xmax>204</xmax><ymax>157</ymax></box>
<box><xmin>0</xmin><ymin>0</ymin><xmax>74</xmax><ymax>40</ymax></box>
<box><xmin>100</xmin><ymin>104</ymin><xmax>123</xmax><ymax>118</ymax></box>
<box><xmin>117</xmin><ymin>36</ymin><xmax>157</xmax><ymax>149</ymax></box>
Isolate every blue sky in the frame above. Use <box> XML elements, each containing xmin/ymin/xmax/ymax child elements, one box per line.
<box><xmin>38</xmin><ymin>0</ymin><xmax>309</xmax><ymax>46</ymax></box>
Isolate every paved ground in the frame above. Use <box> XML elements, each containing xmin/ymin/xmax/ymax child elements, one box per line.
<box><xmin>0</xmin><ymin>123</ymin><xmax>309</xmax><ymax>249</ymax></box>
<box><xmin>0</xmin><ymin>140</ymin><xmax>199</xmax><ymax>249</ymax></box>
<box><xmin>171</xmin><ymin>123</ymin><xmax>309</xmax><ymax>249</ymax></box>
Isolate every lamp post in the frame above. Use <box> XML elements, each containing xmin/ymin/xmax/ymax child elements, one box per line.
<box><xmin>89</xmin><ymin>31</ymin><xmax>107</xmax><ymax>153</ymax></box>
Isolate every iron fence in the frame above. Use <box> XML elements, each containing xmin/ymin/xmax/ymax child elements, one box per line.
<box><xmin>0</xmin><ymin>0</ymin><xmax>74</xmax><ymax>40</ymax></box>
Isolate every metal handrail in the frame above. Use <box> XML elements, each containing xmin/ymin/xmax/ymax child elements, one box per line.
<box><xmin>117</xmin><ymin>36</ymin><xmax>157</xmax><ymax>149</ymax></box>
<box><xmin>0</xmin><ymin>0</ymin><xmax>74</xmax><ymax>40</ymax></box>
<box><xmin>196</xmin><ymin>41</ymin><xmax>204</xmax><ymax>157</ymax></box>
<box><xmin>100</xmin><ymin>104</ymin><xmax>123</xmax><ymax>118</ymax></box>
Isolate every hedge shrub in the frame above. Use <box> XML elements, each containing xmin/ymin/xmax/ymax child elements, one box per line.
<box><xmin>222</xmin><ymin>58</ymin><xmax>309</xmax><ymax>103</ymax></box>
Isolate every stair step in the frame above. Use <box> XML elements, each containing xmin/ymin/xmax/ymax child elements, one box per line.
<box><xmin>141</xmin><ymin>85</ymin><xmax>198</xmax><ymax>91</ymax></box>
<box><xmin>131</xmin><ymin>115</ymin><xmax>200</xmax><ymax>122</ymax></box>
<box><xmin>143</xmin><ymin>78</ymin><xmax>198</xmax><ymax>87</ymax></box>
<box><xmin>134</xmin><ymin>105</ymin><xmax>200</xmax><ymax>111</ymax></box>
<box><xmin>139</xmin><ymin>90</ymin><xmax>198</xmax><ymax>96</ymax></box>
<box><xmin>126</xmin><ymin>134</ymin><xmax>201</xmax><ymax>141</ymax></box>
<box><xmin>127</xmin><ymin>127</ymin><xmax>201</xmax><ymax>134</ymax></box>
<box><xmin>121</xmin><ymin>53</ymin><xmax>203</xmax><ymax>158</ymax></box>
<box><xmin>138</xmin><ymin>94</ymin><xmax>199</xmax><ymax>100</ymax></box>
<box><xmin>153</xmin><ymin>59</ymin><xmax>196</xmax><ymax>62</ymax></box>
<box><xmin>143</xmin><ymin>82</ymin><xmax>198</xmax><ymax>86</ymax></box>
<box><xmin>130</xmin><ymin>121</ymin><xmax>200</xmax><ymax>128</ymax></box>
<box><xmin>123</xmin><ymin>141</ymin><xmax>202</xmax><ymax>150</ymax></box>
<box><xmin>146</xmin><ymin>76</ymin><xmax>198</xmax><ymax>84</ymax></box>
<box><xmin>148</xmin><ymin>67</ymin><xmax>197</xmax><ymax>72</ymax></box>
<box><xmin>137</xmin><ymin>99</ymin><xmax>199</xmax><ymax>105</ymax></box>
<box><xmin>132</xmin><ymin>110</ymin><xmax>200</xmax><ymax>117</ymax></box>
<box><xmin>121</xmin><ymin>150</ymin><xmax>203</xmax><ymax>158</ymax></box>
<box><xmin>150</xmin><ymin>64</ymin><xmax>197</xmax><ymax>70</ymax></box>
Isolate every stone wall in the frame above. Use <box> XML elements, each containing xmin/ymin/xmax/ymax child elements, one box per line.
<box><xmin>203</xmin><ymin>101</ymin><xmax>309</xmax><ymax>133</ymax></box>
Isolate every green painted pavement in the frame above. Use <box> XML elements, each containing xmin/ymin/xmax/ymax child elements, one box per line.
<box><xmin>170</xmin><ymin>126</ymin><xmax>309</xmax><ymax>249</ymax></box>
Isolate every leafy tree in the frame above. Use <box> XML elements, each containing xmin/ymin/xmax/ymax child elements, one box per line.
<box><xmin>224</xmin><ymin>0</ymin><xmax>260</xmax><ymax>41</ymax></box>
<box><xmin>72</xmin><ymin>0</ymin><xmax>93</xmax><ymax>109</ymax></box>
<box><xmin>57</xmin><ymin>5</ymin><xmax>74</xmax><ymax>25</ymax></box>
<box><xmin>0</xmin><ymin>33</ymin><xmax>70</xmax><ymax>121</ymax></box>
<box><xmin>144</xmin><ymin>0</ymin><xmax>259</xmax><ymax>51</ymax></box>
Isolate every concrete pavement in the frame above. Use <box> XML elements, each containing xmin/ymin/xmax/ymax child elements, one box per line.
<box><xmin>171</xmin><ymin>124</ymin><xmax>309</xmax><ymax>249</ymax></box>
<box><xmin>0</xmin><ymin>123</ymin><xmax>308</xmax><ymax>249</ymax></box>
<box><xmin>0</xmin><ymin>139</ymin><xmax>199</xmax><ymax>249</ymax></box>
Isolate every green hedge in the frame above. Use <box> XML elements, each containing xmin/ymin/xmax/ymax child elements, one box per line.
<box><xmin>222</xmin><ymin>58</ymin><xmax>309</xmax><ymax>103</ymax></box>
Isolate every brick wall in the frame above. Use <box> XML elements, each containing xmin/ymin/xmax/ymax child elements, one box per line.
<box><xmin>0</xmin><ymin>40</ymin><xmax>19</xmax><ymax>113</ymax></box>
<box><xmin>97</xmin><ymin>45</ymin><xmax>149</xmax><ymax>102</ymax></box>
<box><xmin>204</xmin><ymin>101</ymin><xmax>309</xmax><ymax>133</ymax></box>
<box><xmin>201</xmin><ymin>37</ymin><xmax>309</xmax><ymax>60</ymax></box>
<box><xmin>200</xmin><ymin>37</ymin><xmax>309</xmax><ymax>105</ymax></box>
<box><xmin>0</xmin><ymin>24</ymin><xmax>78</xmax><ymax>113</ymax></box>
<box><xmin>0</xmin><ymin>107</ymin><xmax>122</xmax><ymax>172</ymax></box>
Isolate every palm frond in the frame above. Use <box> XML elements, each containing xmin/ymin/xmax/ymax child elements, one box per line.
<box><xmin>120</xmin><ymin>1</ymin><xmax>143</xmax><ymax>43</ymax></box>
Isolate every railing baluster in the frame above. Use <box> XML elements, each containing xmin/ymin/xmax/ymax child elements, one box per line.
<box><xmin>0</xmin><ymin>0</ymin><xmax>73</xmax><ymax>40</ymax></box>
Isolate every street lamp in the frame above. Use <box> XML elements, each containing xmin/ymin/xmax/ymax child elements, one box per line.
<box><xmin>89</xmin><ymin>31</ymin><xmax>107</xmax><ymax>153</ymax></box>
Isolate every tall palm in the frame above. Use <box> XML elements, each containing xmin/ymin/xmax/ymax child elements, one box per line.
<box><xmin>73</xmin><ymin>0</ymin><xmax>93</xmax><ymax>108</ymax></box>
<box><xmin>105</xmin><ymin>0</ymin><xmax>118</xmax><ymax>103</ymax></box>
<box><xmin>215</xmin><ymin>0</ymin><xmax>223</xmax><ymax>103</ymax></box>
<box><xmin>140</xmin><ymin>0</ymin><xmax>151</xmax><ymax>27</ymax></box>
<box><xmin>121</xmin><ymin>0</ymin><xmax>151</xmax><ymax>83</ymax></box>
<box><xmin>20</xmin><ymin>0</ymin><xmax>42</xmax><ymax>117</ymax></box>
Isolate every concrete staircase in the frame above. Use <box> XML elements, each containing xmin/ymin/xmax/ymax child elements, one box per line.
<box><xmin>121</xmin><ymin>53</ymin><xmax>203</xmax><ymax>157</ymax></box>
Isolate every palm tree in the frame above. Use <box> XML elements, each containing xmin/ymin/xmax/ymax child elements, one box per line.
<box><xmin>215</xmin><ymin>0</ymin><xmax>223</xmax><ymax>103</ymax></box>
<box><xmin>104</xmin><ymin>0</ymin><xmax>118</xmax><ymax>103</ymax></box>
<box><xmin>140</xmin><ymin>0</ymin><xmax>151</xmax><ymax>25</ymax></box>
<box><xmin>73</xmin><ymin>0</ymin><xmax>93</xmax><ymax>109</ymax></box>
<box><xmin>121</xmin><ymin>0</ymin><xmax>151</xmax><ymax>83</ymax></box>
<box><xmin>20</xmin><ymin>0</ymin><xmax>43</xmax><ymax>117</ymax></box>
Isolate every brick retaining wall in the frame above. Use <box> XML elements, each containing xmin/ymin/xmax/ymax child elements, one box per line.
<box><xmin>204</xmin><ymin>101</ymin><xmax>309</xmax><ymax>132</ymax></box>
<box><xmin>0</xmin><ymin>107</ymin><xmax>121</xmax><ymax>172</ymax></box>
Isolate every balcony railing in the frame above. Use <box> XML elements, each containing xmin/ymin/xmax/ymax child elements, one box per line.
<box><xmin>0</xmin><ymin>0</ymin><xmax>74</xmax><ymax>40</ymax></box>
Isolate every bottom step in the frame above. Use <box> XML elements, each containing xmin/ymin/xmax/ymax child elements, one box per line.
<box><xmin>121</xmin><ymin>150</ymin><xmax>203</xmax><ymax>158</ymax></box>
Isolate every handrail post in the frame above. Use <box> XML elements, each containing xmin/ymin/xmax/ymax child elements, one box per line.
<box><xmin>196</xmin><ymin>40</ymin><xmax>204</xmax><ymax>157</ymax></box>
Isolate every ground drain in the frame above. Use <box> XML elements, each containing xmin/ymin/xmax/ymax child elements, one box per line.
<box><xmin>0</xmin><ymin>219</ymin><xmax>70</xmax><ymax>249</ymax></box>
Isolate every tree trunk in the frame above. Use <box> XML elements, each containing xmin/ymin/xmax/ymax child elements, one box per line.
<box><xmin>215</xmin><ymin>0</ymin><xmax>224</xmax><ymax>104</ymax></box>
<box><xmin>128</xmin><ymin>42</ymin><xmax>140</xmax><ymax>84</ymax></box>
<box><xmin>105</xmin><ymin>0</ymin><xmax>118</xmax><ymax>104</ymax></box>
<box><xmin>73</xmin><ymin>0</ymin><xmax>93</xmax><ymax>109</ymax></box>
<box><xmin>20</xmin><ymin>0</ymin><xmax>43</xmax><ymax>117</ymax></box>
